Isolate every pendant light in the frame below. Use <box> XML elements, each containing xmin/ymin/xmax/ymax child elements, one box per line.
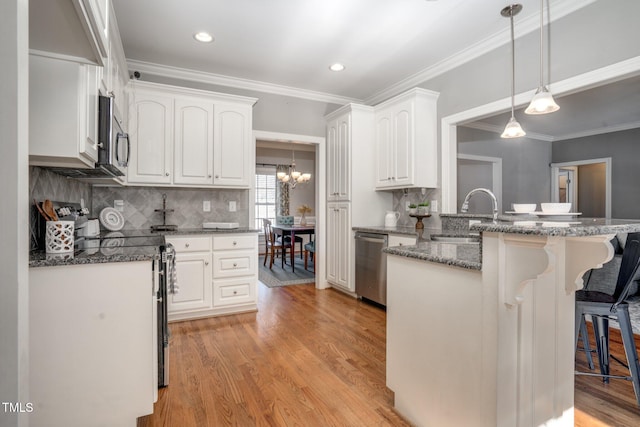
<box><xmin>276</xmin><ymin>151</ymin><xmax>311</xmax><ymax>189</ymax></box>
<box><xmin>525</xmin><ymin>0</ymin><xmax>559</xmax><ymax>114</ymax></box>
<box><xmin>501</xmin><ymin>4</ymin><xmax>526</xmax><ymax>139</ymax></box>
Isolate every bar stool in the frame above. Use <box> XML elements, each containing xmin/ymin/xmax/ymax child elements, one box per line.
<box><xmin>574</xmin><ymin>233</ymin><xmax>640</xmax><ymax>406</ymax></box>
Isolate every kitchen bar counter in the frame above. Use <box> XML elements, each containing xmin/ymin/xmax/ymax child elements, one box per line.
<box><xmin>385</xmin><ymin>216</ymin><xmax>640</xmax><ymax>426</ymax></box>
<box><xmin>29</xmin><ymin>227</ymin><xmax>259</xmax><ymax>267</ymax></box>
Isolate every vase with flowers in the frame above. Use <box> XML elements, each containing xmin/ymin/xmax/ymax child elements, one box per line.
<box><xmin>297</xmin><ymin>204</ymin><xmax>312</xmax><ymax>226</ymax></box>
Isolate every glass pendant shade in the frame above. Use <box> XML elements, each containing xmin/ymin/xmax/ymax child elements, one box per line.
<box><xmin>277</xmin><ymin>151</ymin><xmax>311</xmax><ymax>188</ymax></box>
<box><xmin>525</xmin><ymin>86</ymin><xmax>560</xmax><ymax>115</ymax></box>
<box><xmin>501</xmin><ymin>116</ymin><xmax>526</xmax><ymax>138</ymax></box>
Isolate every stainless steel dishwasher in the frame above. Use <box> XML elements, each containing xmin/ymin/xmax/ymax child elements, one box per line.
<box><xmin>355</xmin><ymin>232</ymin><xmax>388</xmax><ymax>306</ymax></box>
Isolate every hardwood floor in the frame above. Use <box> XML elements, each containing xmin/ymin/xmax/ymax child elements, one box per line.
<box><xmin>139</xmin><ymin>283</ymin><xmax>640</xmax><ymax>426</ymax></box>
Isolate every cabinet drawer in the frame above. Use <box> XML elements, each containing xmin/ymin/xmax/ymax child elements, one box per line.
<box><xmin>388</xmin><ymin>235</ymin><xmax>416</xmax><ymax>247</ymax></box>
<box><xmin>213</xmin><ymin>277</ymin><xmax>256</xmax><ymax>307</ymax></box>
<box><xmin>212</xmin><ymin>250</ymin><xmax>256</xmax><ymax>278</ymax></box>
<box><xmin>165</xmin><ymin>235</ymin><xmax>212</xmax><ymax>253</ymax></box>
<box><xmin>212</xmin><ymin>234</ymin><xmax>256</xmax><ymax>251</ymax></box>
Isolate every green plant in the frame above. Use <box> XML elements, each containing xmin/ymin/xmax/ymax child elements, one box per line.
<box><xmin>418</xmin><ymin>201</ymin><xmax>430</xmax><ymax>207</ymax></box>
<box><xmin>408</xmin><ymin>203</ymin><xmax>417</xmax><ymax>209</ymax></box>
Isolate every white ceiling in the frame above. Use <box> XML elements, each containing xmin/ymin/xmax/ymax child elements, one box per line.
<box><xmin>105</xmin><ymin>0</ymin><xmax>638</xmax><ymax>140</ymax></box>
<box><xmin>111</xmin><ymin>0</ymin><xmax>594</xmax><ymax>105</ymax></box>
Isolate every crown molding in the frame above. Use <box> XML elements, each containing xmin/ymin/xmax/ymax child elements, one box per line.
<box><xmin>126</xmin><ymin>59</ymin><xmax>361</xmax><ymax>106</ymax></box>
<box><xmin>363</xmin><ymin>0</ymin><xmax>597</xmax><ymax>105</ymax></box>
<box><xmin>554</xmin><ymin>120</ymin><xmax>640</xmax><ymax>142</ymax></box>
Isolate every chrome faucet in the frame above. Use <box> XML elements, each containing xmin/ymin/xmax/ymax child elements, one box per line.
<box><xmin>460</xmin><ymin>188</ymin><xmax>499</xmax><ymax>221</ymax></box>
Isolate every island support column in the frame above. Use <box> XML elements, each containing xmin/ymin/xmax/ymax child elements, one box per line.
<box><xmin>482</xmin><ymin>232</ymin><xmax>614</xmax><ymax>427</ymax></box>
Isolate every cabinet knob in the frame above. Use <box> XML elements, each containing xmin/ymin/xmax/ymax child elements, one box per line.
<box><xmin>215</xmin><ymin>175</ymin><xmax>219</xmax><ymax>178</ymax></box>
<box><xmin>165</xmin><ymin>172</ymin><xmax>170</xmax><ymax>177</ymax></box>
<box><xmin>233</xmin><ymin>241</ymin><xmax>237</xmax><ymax>246</ymax></box>
<box><xmin>233</xmin><ymin>263</ymin><xmax>238</xmax><ymax>267</ymax></box>
<box><xmin>233</xmin><ymin>290</ymin><xmax>238</xmax><ymax>295</ymax></box>
<box><xmin>185</xmin><ymin>243</ymin><xmax>190</xmax><ymax>248</ymax></box>
<box><xmin>208</xmin><ymin>174</ymin><xmax>212</xmax><ymax>178</ymax></box>
<box><xmin>205</xmin><ymin>261</ymin><xmax>209</xmax><ymax>266</ymax></box>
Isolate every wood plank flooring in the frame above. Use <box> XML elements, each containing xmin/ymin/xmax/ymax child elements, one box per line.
<box><xmin>139</xmin><ymin>283</ymin><xmax>640</xmax><ymax>426</ymax></box>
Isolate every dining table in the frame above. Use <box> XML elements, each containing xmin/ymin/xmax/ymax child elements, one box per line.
<box><xmin>272</xmin><ymin>223</ymin><xmax>315</xmax><ymax>272</ymax></box>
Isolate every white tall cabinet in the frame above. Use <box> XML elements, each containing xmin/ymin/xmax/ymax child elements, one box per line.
<box><xmin>127</xmin><ymin>81</ymin><xmax>256</xmax><ymax>188</ymax></box>
<box><xmin>325</xmin><ymin>105</ymin><xmax>391</xmax><ymax>293</ymax></box>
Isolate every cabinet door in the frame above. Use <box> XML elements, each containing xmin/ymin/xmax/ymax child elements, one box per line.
<box><xmin>128</xmin><ymin>92</ymin><xmax>173</xmax><ymax>184</ymax></box>
<box><xmin>327</xmin><ymin>203</ymin><xmax>351</xmax><ymax>290</ymax></box>
<box><xmin>82</xmin><ymin>64</ymin><xmax>100</xmax><ymax>164</ymax></box>
<box><xmin>168</xmin><ymin>252</ymin><xmax>213</xmax><ymax>314</ymax></box>
<box><xmin>174</xmin><ymin>98</ymin><xmax>214</xmax><ymax>185</ymax></box>
<box><xmin>213</xmin><ymin>103</ymin><xmax>251</xmax><ymax>187</ymax></box>
<box><xmin>391</xmin><ymin>103</ymin><xmax>414</xmax><ymax>187</ymax></box>
<box><xmin>374</xmin><ymin>110</ymin><xmax>393</xmax><ymax>188</ymax></box>
<box><xmin>327</xmin><ymin>115</ymin><xmax>350</xmax><ymax>201</ymax></box>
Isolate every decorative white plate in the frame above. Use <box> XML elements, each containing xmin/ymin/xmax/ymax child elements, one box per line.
<box><xmin>99</xmin><ymin>207</ymin><xmax>125</xmax><ymax>231</ymax></box>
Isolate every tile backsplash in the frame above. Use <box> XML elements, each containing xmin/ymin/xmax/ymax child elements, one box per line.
<box><xmin>92</xmin><ymin>186</ymin><xmax>250</xmax><ymax>230</ymax></box>
<box><xmin>392</xmin><ymin>188</ymin><xmax>439</xmax><ymax>228</ymax></box>
<box><xmin>30</xmin><ymin>167</ymin><xmax>92</xmax><ymax>207</ymax></box>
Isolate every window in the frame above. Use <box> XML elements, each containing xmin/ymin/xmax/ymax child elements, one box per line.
<box><xmin>255</xmin><ymin>166</ymin><xmax>277</xmax><ymax>230</ymax></box>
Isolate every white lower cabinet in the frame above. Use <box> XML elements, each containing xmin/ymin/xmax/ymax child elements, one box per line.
<box><xmin>327</xmin><ymin>202</ymin><xmax>351</xmax><ymax>291</ymax></box>
<box><xmin>166</xmin><ymin>233</ymin><xmax>257</xmax><ymax>321</ymax></box>
<box><xmin>29</xmin><ymin>262</ymin><xmax>155</xmax><ymax>426</ymax></box>
<box><xmin>388</xmin><ymin>234</ymin><xmax>416</xmax><ymax>247</ymax></box>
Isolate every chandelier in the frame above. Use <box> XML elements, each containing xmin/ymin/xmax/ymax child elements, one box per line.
<box><xmin>277</xmin><ymin>151</ymin><xmax>311</xmax><ymax>188</ymax></box>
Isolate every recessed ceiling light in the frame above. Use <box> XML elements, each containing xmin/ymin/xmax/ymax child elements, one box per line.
<box><xmin>193</xmin><ymin>32</ymin><xmax>214</xmax><ymax>43</ymax></box>
<box><xmin>329</xmin><ymin>63</ymin><xmax>345</xmax><ymax>72</ymax></box>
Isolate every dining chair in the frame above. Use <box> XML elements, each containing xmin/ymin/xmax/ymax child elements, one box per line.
<box><xmin>304</xmin><ymin>240</ymin><xmax>315</xmax><ymax>272</ymax></box>
<box><xmin>574</xmin><ymin>233</ymin><xmax>640</xmax><ymax>406</ymax></box>
<box><xmin>262</xmin><ymin>219</ymin><xmax>292</xmax><ymax>269</ymax></box>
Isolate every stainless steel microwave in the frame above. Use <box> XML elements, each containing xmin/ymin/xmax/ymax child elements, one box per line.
<box><xmin>96</xmin><ymin>95</ymin><xmax>129</xmax><ymax>177</ymax></box>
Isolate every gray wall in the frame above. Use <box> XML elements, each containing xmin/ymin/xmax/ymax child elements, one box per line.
<box><xmin>552</xmin><ymin>127</ymin><xmax>640</xmax><ymax>219</ymax></box>
<box><xmin>457</xmin><ymin>127</ymin><xmax>552</xmax><ymax>214</ymax></box>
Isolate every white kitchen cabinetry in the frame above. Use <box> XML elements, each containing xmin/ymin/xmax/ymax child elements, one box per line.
<box><xmin>102</xmin><ymin>5</ymin><xmax>129</xmax><ymax>121</ymax></box>
<box><xmin>166</xmin><ymin>233</ymin><xmax>258</xmax><ymax>321</ymax></box>
<box><xmin>326</xmin><ymin>202</ymin><xmax>351</xmax><ymax>289</ymax></box>
<box><xmin>212</xmin><ymin>234</ymin><xmax>258</xmax><ymax>309</ymax></box>
<box><xmin>174</xmin><ymin>98</ymin><xmax>215</xmax><ymax>185</ymax></box>
<box><xmin>326</xmin><ymin>113</ymin><xmax>350</xmax><ymax>202</ymax></box>
<box><xmin>128</xmin><ymin>90</ymin><xmax>174</xmax><ymax>184</ymax></box>
<box><xmin>29</xmin><ymin>54</ymin><xmax>99</xmax><ymax>169</ymax></box>
<box><xmin>388</xmin><ymin>234</ymin><xmax>416</xmax><ymax>247</ymax></box>
<box><xmin>214</xmin><ymin>103</ymin><xmax>253</xmax><ymax>187</ymax></box>
<box><xmin>29</xmin><ymin>261</ymin><xmax>155</xmax><ymax>426</ymax></box>
<box><xmin>324</xmin><ymin>105</ymin><xmax>391</xmax><ymax>293</ymax></box>
<box><xmin>165</xmin><ymin>235</ymin><xmax>213</xmax><ymax>319</ymax></box>
<box><xmin>127</xmin><ymin>81</ymin><xmax>257</xmax><ymax>188</ymax></box>
<box><xmin>374</xmin><ymin>88</ymin><xmax>439</xmax><ymax>190</ymax></box>
<box><xmin>72</xmin><ymin>0</ymin><xmax>109</xmax><ymax>64</ymax></box>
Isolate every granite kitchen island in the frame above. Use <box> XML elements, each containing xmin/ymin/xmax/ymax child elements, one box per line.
<box><xmin>384</xmin><ymin>218</ymin><xmax>640</xmax><ymax>427</ymax></box>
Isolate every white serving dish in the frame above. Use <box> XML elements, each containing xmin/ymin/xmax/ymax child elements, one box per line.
<box><xmin>512</xmin><ymin>203</ymin><xmax>536</xmax><ymax>213</ymax></box>
<box><xmin>540</xmin><ymin>203</ymin><xmax>572</xmax><ymax>213</ymax></box>
<box><xmin>202</xmin><ymin>222</ymin><xmax>239</xmax><ymax>229</ymax></box>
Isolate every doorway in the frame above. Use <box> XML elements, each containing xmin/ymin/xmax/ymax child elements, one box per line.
<box><xmin>252</xmin><ymin>130</ymin><xmax>327</xmax><ymax>289</ymax></box>
<box><xmin>551</xmin><ymin>158</ymin><xmax>611</xmax><ymax>218</ymax></box>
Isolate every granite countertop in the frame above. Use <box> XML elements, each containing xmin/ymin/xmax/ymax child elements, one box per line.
<box><xmin>384</xmin><ymin>217</ymin><xmax>640</xmax><ymax>271</ymax></box>
<box><xmin>352</xmin><ymin>225</ymin><xmax>424</xmax><ymax>236</ymax></box>
<box><xmin>29</xmin><ymin>227</ymin><xmax>259</xmax><ymax>267</ymax></box>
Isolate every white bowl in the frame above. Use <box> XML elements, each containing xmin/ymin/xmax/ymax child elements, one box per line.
<box><xmin>541</xmin><ymin>203</ymin><xmax>572</xmax><ymax>213</ymax></box>
<box><xmin>512</xmin><ymin>203</ymin><xmax>536</xmax><ymax>213</ymax></box>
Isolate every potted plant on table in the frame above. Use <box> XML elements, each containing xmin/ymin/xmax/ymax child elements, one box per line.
<box><xmin>417</xmin><ymin>201</ymin><xmax>430</xmax><ymax>216</ymax></box>
<box><xmin>408</xmin><ymin>204</ymin><xmax>417</xmax><ymax>215</ymax></box>
<box><xmin>297</xmin><ymin>204</ymin><xmax>312</xmax><ymax>226</ymax></box>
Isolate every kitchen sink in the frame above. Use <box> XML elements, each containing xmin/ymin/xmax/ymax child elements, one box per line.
<box><xmin>429</xmin><ymin>234</ymin><xmax>480</xmax><ymax>244</ymax></box>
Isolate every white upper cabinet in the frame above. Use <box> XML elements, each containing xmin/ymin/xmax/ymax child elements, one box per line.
<box><xmin>127</xmin><ymin>90</ymin><xmax>174</xmax><ymax>184</ymax></box>
<box><xmin>374</xmin><ymin>88</ymin><xmax>439</xmax><ymax>190</ymax></box>
<box><xmin>214</xmin><ymin>103</ymin><xmax>253</xmax><ymax>187</ymax></box>
<box><xmin>127</xmin><ymin>81</ymin><xmax>256</xmax><ymax>188</ymax></box>
<box><xmin>29</xmin><ymin>54</ymin><xmax>99</xmax><ymax>169</ymax></box>
<box><xmin>174</xmin><ymin>98</ymin><xmax>214</xmax><ymax>185</ymax></box>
